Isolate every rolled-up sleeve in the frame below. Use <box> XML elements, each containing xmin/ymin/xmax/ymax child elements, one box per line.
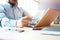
<box><xmin>0</xmin><ymin>13</ymin><xmax>16</xmax><ymax>27</ymax></box>
<box><xmin>1</xmin><ymin>17</ymin><xmax>17</xmax><ymax>27</ymax></box>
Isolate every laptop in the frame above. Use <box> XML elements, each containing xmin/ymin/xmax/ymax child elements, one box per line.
<box><xmin>34</xmin><ymin>8</ymin><xmax>60</xmax><ymax>29</ymax></box>
<box><xmin>33</xmin><ymin>8</ymin><xmax>60</xmax><ymax>35</ymax></box>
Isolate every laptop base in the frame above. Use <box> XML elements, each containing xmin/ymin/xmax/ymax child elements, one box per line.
<box><xmin>41</xmin><ymin>27</ymin><xmax>60</xmax><ymax>36</ymax></box>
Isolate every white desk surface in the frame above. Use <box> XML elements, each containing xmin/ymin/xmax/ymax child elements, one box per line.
<box><xmin>0</xmin><ymin>27</ymin><xmax>60</xmax><ymax>40</ymax></box>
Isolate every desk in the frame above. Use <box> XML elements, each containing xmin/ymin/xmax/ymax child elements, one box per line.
<box><xmin>0</xmin><ymin>26</ymin><xmax>60</xmax><ymax>40</ymax></box>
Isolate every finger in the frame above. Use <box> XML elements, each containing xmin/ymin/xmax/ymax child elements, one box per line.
<box><xmin>22</xmin><ymin>20</ymin><xmax>31</xmax><ymax>23</ymax></box>
<box><xmin>22</xmin><ymin>16</ymin><xmax>31</xmax><ymax>20</ymax></box>
<box><xmin>22</xmin><ymin>23</ymin><xmax>28</xmax><ymax>27</ymax></box>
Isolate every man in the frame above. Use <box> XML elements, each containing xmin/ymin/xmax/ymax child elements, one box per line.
<box><xmin>0</xmin><ymin>0</ymin><xmax>31</xmax><ymax>27</ymax></box>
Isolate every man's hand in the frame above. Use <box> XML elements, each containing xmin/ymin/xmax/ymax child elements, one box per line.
<box><xmin>16</xmin><ymin>16</ymin><xmax>31</xmax><ymax>28</ymax></box>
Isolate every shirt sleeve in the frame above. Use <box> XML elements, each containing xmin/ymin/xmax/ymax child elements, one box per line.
<box><xmin>1</xmin><ymin>13</ymin><xmax>17</xmax><ymax>27</ymax></box>
<box><xmin>1</xmin><ymin>18</ymin><xmax>17</xmax><ymax>27</ymax></box>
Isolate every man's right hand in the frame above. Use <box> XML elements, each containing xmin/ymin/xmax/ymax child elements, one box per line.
<box><xmin>16</xmin><ymin>16</ymin><xmax>31</xmax><ymax>28</ymax></box>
